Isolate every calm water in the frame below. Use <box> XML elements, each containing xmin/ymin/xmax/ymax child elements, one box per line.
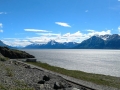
<box><xmin>24</xmin><ymin>49</ymin><xmax>120</xmax><ymax>77</ymax></box>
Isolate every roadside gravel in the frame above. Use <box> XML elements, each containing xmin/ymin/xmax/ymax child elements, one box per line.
<box><xmin>0</xmin><ymin>60</ymin><xmax>119</xmax><ymax>90</ymax></box>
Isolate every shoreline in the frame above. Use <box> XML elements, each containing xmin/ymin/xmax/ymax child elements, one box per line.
<box><xmin>16</xmin><ymin>59</ymin><xmax>120</xmax><ymax>89</ymax></box>
<box><xmin>23</xmin><ymin>49</ymin><xmax>120</xmax><ymax>78</ymax></box>
<box><xmin>0</xmin><ymin>59</ymin><xmax>120</xmax><ymax>90</ymax></box>
<box><xmin>0</xmin><ymin>59</ymin><xmax>95</xmax><ymax>90</ymax></box>
<box><xmin>25</xmin><ymin>61</ymin><xmax>120</xmax><ymax>90</ymax></box>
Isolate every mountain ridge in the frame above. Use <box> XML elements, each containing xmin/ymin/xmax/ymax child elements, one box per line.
<box><xmin>1</xmin><ymin>34</ymin><xmax>120</xmax><ymax>49</ymax></box>
<box><xmin>24</xmin><ymin>40</ymin><xmax>79</xmax><ymax>49</ymax></box>
<box><xmin>75</xmin><ymin>34</ymin><xmax>120</xmax><ymax>49</ymax></box>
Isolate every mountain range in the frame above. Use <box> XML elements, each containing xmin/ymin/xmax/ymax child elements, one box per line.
<box><xmin>24</xmin><ymin>40</ymin><xmax>79</xmax><ymax>49</ymax></box>
<box><xmin>1</xmin><ymin>34</ymin><xmax>120</xmax><ymax>49</ymax></box>
<box><xmin>75</xmin><ymin>34</ymin><xmax>120</xmax><ymax>49</ymax></box>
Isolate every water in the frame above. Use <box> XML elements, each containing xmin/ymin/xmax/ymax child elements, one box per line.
<box><xmin>24</xmin><ymin>49</ymin><xmax>120</xmax><ymax>77</ymax></box>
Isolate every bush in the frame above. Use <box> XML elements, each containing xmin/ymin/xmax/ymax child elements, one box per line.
<box><xmin>0</xmin><ymin>56</ymin><xmax>9</xmax><ymax>61</ymax></box>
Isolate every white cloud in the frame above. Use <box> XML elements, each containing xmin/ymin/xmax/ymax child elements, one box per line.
<box><xmin>62</xmin><ymin>32</ymin><xmax>85</xmax><ymax>43</ymax></box>
<box><xmin>2</xmin><ymin>39</ymin><xmax>32</xmax><ymax>47</ymax></box>
<box><xmin>2</xmin><ymin>29</ymin><xmax>112</xmax><ymax>47</ymax></box>
<box><xmin>24</xmin><ymin>29</ymin><xmax>51</xmax><ymax>33</ymax></box>
<box><xmin>36</xmin><ymin>33</ymin><xmax>61</xmax><ymax>36</ymax></box>
<box><xmin>63</xmin><ymin>31</ymin><xmax>83</xmax><ymax>37</ymax></box>
<box><xmin>26</xmin><ymin>36</ymin><xmax>51</xmax><ymax>44</ymax></box>
<box><xmin>118</xmin><ymin>26</ymin><xmax>120</xmax><ymax>32</ymax></box>
<box><xmin>55</xmin><ymin>22</ymin><xmax>71</xmax><ymax>27</ymax></box>
<box><xmin>71</xmin><ymin>31</ymin><xmax>83</xmax><ymax>37</ymax></box>
<box><xmin>0</xmin><ymin>12</ymin><xmax>7</xmax><ymax>14</ymax></box>
<box><xmin>0</xmin><ymin>23</ymin><xmax>3</xmax><ymax>28</ymax></box>
<box><xmin>87</xmin><ymin>29</ymin><xmax>111</xmax><ymax>36</ymax></box>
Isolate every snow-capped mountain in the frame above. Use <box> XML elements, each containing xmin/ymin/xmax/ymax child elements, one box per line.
<box><xmin>97</xmin><ymin>34</ymin><xmax>120</xmax><ymax>41</ymax></box>
<box><xmin>75</xmin><ymin>34</ymin><xmax>120</xmax><ymax>49</ymax></box>
<box><xmin>24</xmin><ymin>40</ymin><xmax>79</xmax><ymax>49</ymax></box>
<box><xmin>25</xmin><ymin>34</ymin><xmax>120</xmax><ymax>49</ymax></box>
<box><xmin>97</xmin><ymin>34</ymin><xmax>111</xmax><ymax>40</ymax></box>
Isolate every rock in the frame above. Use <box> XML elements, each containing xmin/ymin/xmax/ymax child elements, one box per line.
<box><xmin>40</xmin><ymin>84</ymin><xmax>44</xmax><ymax>89</ymax></box>
<box><xmin>72</xmin><ymin>88</ymin><xmax>80</xmax><ymax>90</ymax></box>
<box><xmin>34</xmin><ymin>84</ymin><xmax>45</xmax><ymax>90</ymax></box>
<box><xmin>38</xmin><ymin>80</ymin><xmax>45</xmax><ymax>84</ymax></box>
<box><xmin>43</xmin><ymin>75</ymin><xmax>50</xmax><ymax>81</ymax></box>
<box><xmin>81</xmin><ymin>87</ymin><xmax>87</xmax><ymax>90</ymax></box>
<box><xmin>14</xmin><ymin>62</ymin><xmax>18</xmax><ymax>65</ymax></box>
<box><xmin>53</xmin><ymin>82</ymin><xmax>65</xmax><ymax>89</ymax></box>
<box><xmin>26</xmin><ymin>58</ymin><xmax>36</xmax><ymax>62</ymax></box>
<box><xmin>0</xmin><ymin>46</ymin><xmax>35</xmax><ymax>59</ymax></box>
<box><xmin>9</xmin><ymin>60</ymin><xmax>12</xmax><ymax>64</ymax></box>
<box><xmin>25</xmin><ymin>65</ymin><xmax>31</xmax><ymax>69</ymax></box>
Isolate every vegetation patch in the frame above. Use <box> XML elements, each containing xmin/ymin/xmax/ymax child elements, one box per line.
<box><xmin>11</xmin><ymin>79</ymin><xmax>35</xmax><ymax>90</ymax></box>
<box><xmin>5</xmin><ymin>67</ymin><xmax>14</xmax><ymax>77</ymax></box>
<box><xmin>0</xmin><ymin>84</ymin><xmax>7</xmax><ymax>90</ymax></box>
<box><xmin>27</xmin><ymin>61</ymin><xmax>120</xmax><ymax>89</ymax></box>
<box><xmin>0</xmin><ymin>55</ymin><xmax>9</xmax><ymax>62</ymax></box>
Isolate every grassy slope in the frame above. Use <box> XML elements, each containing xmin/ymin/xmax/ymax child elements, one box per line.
<box><xmin>0</xmin><ymin>53</ymin><xmax>8</xmax><ymax>61</ymax></box>
<box><xmin>28</xmin><ymin>62</ymin><xmax>120</xmax><ymax>89</ymax></box>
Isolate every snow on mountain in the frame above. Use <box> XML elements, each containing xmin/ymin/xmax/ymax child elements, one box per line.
<box><xmin>75</xmin><ymin>34</ymin><xmax>120</xmax><ymax>49</ymax></box>
<box><xmin>24</xmin><ymin>40</ymin><xmax>79</xmax><ymax>49</ymax></box>
<box><xmin>97</xmin><ymin>34</ymin><xmax>111</xmax><ymax>40</ymax></box>
<box><xmin>96</xmin><ymin>34</ymin><xmax>120</xmax><ymax>41</ymax></box>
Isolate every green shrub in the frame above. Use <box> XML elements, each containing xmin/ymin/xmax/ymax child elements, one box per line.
<box><xmin>0</xmin><ymin>57</ymin><xmax>9</xmax><ymax>61</ymax></box>
<box><xmin>5</xmin><ymin>67</ymin><xmax>14</xmax><ymax>77</ymax></box>
<box><xmin>0</xmin><ymin>84</ymin><xmax>7</xmax><ymax>90</ymax></box>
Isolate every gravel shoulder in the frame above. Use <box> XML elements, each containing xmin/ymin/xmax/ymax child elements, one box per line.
<box><xmin>0</xmin><ymin>59</ymin><xmax>119</xmax><ymax>90</ymax></box>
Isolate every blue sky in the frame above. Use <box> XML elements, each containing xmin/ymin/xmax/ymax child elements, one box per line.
<box><xmin>0</xmin><ymin>0</ymin><xmax>120</xmax><ymax>46</ymax></box>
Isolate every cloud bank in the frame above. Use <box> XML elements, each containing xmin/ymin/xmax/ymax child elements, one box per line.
<box><xmin>2</xmin><ymin>29</ymin><xmax>111</xmax><ymax>47</ymax></box>
<box><xmin>55</xmin><ymin>22</ymin><xmax>71</xmax><ymax>27</ymax></box>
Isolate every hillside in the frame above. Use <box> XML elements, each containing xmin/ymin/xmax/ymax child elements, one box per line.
<box><xmin>0</xmin><ymin>46</ymin><xmax>35</xmax><ymax>59</ymax></box>
<box><xmin>75</xmin><ymin>34</ymin><xmax>120</xmax><ymax>49</ymax></box>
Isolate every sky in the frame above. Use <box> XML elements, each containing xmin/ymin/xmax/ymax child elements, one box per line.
<box><xmin>0</xmin><ymin>0</ymin><xmax>120</xmax><ymax>47</ymax></box>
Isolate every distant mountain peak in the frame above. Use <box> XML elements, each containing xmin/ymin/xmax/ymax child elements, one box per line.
<box><xmin>75</xmin><ymin>34</ymin><xmax>120</xmax><ymax>49</ymax></box>
<box><xmin>24</xmin><ymin>34</ymin><xmax>120</xmax><ymax>49</ymax></box>
<box><xmin>47</xmin><ymin>40</ymin><xmax>57</xmax><ymax>45</ymax></box>
<box><xmin>24</xmin><ymin>40</ymin><xmax>78</xmax><ymax>49</ymax></box>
